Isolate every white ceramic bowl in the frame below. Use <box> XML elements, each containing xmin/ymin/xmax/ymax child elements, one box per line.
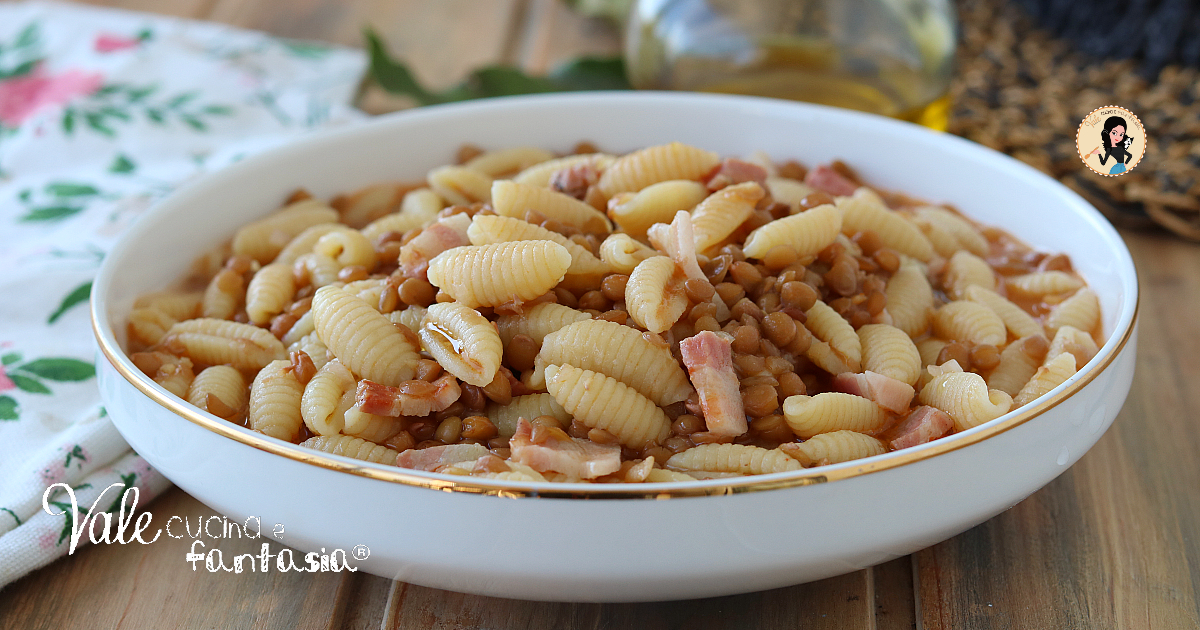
<box><xmin>92</xmin><ymin>92</ymin><xmax>1138</xmax><ymax>602</ymax></box>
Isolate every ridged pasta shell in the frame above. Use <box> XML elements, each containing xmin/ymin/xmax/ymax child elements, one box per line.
<box><xmin>491</xmin><ymin>180</ymin><xmax>611</xmax><ymax>233</ymax></box>
<box><xmin>311</xmin><ymin>285</ymin><xmax>419</xmax><ymax>385</ymax></box>
<box><xmin>625</xmin><ymin>256</ymin><xmax>688</xmax><ymax>334</ymax></box>
<box><xmin>426</xmin><ymin>241</ymin><xmax>572</xmax><ymax>308</ymax></box>
<box><xmin>597</xmin><ymin>142</ymin><xmax>720</xmax><ymax>197</ymax></box>
<box><xmin>919</xmin><ymin>370</ymin><xmax>1013</xmax><ymax>431</ymax></box>
<box><xmin>743</xmin><ymin>204</ymin><xmax>841</xmax><ymax>259</ymax></box>
<box><xmin>468</xmin><ymin>214</ymin><xmax>609</xmax><ymax>275</ymax></box>
<box><xmin>419</xmin><ymin>302</ymin><xmax>503</xmax><ymax>387</ymax></box>
<box><xmin>666</xmin><ymin>444</ymin><xmax>801</xmax><ymax>474</ymax></box>
<box><xmin>544</xmin><ymin>364</ymin><xmax>671</xmax><ymax>449</ymax></box>
<box><xmin>782</xmin><ymin>393</ymin><xmax>889</xmax><ymax>438</ymax></box>
<box><xmin>836</xmin><ymin>189</ymin><xmax>933</xmax><ymax>262</ymax></box>
<box><xmin>537</xmin><ymin>319</ymin><xmax>693</xmax><ymax>406</ymax></box>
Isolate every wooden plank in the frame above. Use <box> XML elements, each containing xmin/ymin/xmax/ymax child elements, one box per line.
<box><xmin>0</xmin><ymin>488</ymin><xmax>346</xmax><ymax>630</ymax></box>
<box><xmin>328</xmin><ymin>572</ymin><xmax>395</xmax><ymax>630</ymax></box>
<box><xmin>873</xmin><ymin>557</ymin><xmax>916</xmax><ymax>630</ymax></box>
<box><xmin>916</xmin><ymin>231</ymin><xmax>1200</xmax><ymax>630</ymax></box>
<box><xmin>382</xmin><ymin>570</ymin><xmax>872</xmax><ymax>630</ymax></box>
<box><xmin>205</xmin><ymin>0</ymin><xmax>524</xmax><ymax>88</ymax></box>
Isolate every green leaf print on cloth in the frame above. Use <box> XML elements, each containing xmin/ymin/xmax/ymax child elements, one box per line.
<box><xmin>47</xmin><ymin>281</ymin><xmax>93</xmax><ymax>324</ymax></box>
<box><xmin>17</xmin><ymin>358</ymin><xmax>96</xmax><ymax>382</ymax></box>
<box><xmin>61</xmin><ymin>83</ymin><xmax>235</xmax><ymax>137</ymax></box>
<box><xmin>15</xmin><ymin>181</ymin><xmax>110</xmax><ymax>223</ymax></box>
<box><xmin>0</xmin><ymin>396</ymin><xmax>17</xmax><ymax>421</ymax></box>
<box><xmin>0</xmin><ymin>354</ymin><xmax>96</xmax><ymax>420</ymax></box>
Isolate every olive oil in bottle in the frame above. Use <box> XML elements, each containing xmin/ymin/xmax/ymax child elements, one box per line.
<box><xmin>625</xmin><ymin>0</ymin><xmax>956</xmax><ymax>130</ymax></box>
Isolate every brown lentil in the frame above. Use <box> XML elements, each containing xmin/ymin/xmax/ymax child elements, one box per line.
<box><xmin>672</xmin><ymin>414</ymin><xmax>706</xmax><ymax>435</ymax></box>
<box><xmin>715</xmin><ymin>282</ymin><xmax>746</xmax><ymax>307</ymax></box>
<box><xmin>864</xmin><ymin>290</ymin><xmax>887</xmax><ymax>316</ymax></box>
<box><xmin>434</xmin><ymin>417</ymin><xmax>462</xmax><ymax>443</ymax></box>
<box><xmin>731</xmin><ymin>297</ymin><xmax>764</xmax><ymax>321</ymax></box>
<box><xmin>693</xmin><ymin>315</ymin><xmax>720</xmax><ymax>332</ymax></box>
<box><xmin>289</xmin><ymin>350</ymin><xmax>316</xmax><ymax>385</ymax></box>
<box><xmin>337</xmin><ymin>265</ymin><xmax>369</xmax><ymax>283</ymax></box>
<box><xmin>415</xmin><ymin>358</ymin><xmax>443</xmax><ymax>382</ymax></box>
<box><xmin>384</xmin><ymin>430</ymin><xmax>416</xmax><ymax>452</ymax></box>
<box><xmin>481</xmin><ymin>371</ymin><xmax>513</xmax><ymax>405</ymax></box>
<box><xmin>786</xmin><ymin>325</ymin><xmax>813</xmax><ymax>355</ymax></box>
<box><xmin>459</xmin><ymin>384</ymin><xmax>486</xmax><ymax>411</ymax></box>
<box><xmin>642</xmin><ymin>445</ymin><xmax>676</xmax><ymax>464</ymax></box>
<box><xmin>734</xmin><ymin>353</ymin><xmax>766</xmax><ymax>375</ymax></box>
<box><xmin>780</xmin><ymin>281</ymin><xmax>819</xmax><ymax>311</ymax></box>
<box><xmin>601</xmin><ymin>274</ymin><xmax>629</xmax><ymax>301</ymax></box>
<box><xmin>664</xmin><ymin>436</ymin><xmax>692</xmax><ymax>453</ymax></box>
<box><xmin>460</xmin><ymin>415</ymin><xmax>498</xmax><ymax>440</ymax></box>
<box><xmin>377</xmin><ymin>281</ymin><xmax>400</xmax><ymax>313</ymax></box>
<box><xmin>750</xmin><ymin>414</ymin><xmax>793</xmax><ymax>442</ymax></box>
<box><xmin>938</xmin><ymin>341</ymin><xmax>972</xmax><ymax>368</ymax></box>
<box><xmin>399</xmin><ymin>277</ymin><xmax>437</xmax><ymax>307</ymax></box>
<box><xmin>270</xmin><ymin>312</ymin><xmax>299</xmax><ymax>340</ymax></box>
<box><xmin>553</xmin><ymin>287</ymin><xmax>578</xmax><ymax>308</ymax></box>
<box><xmin>732</xmin><ymin>325</ymin><xmax>761</xmax><ymax>354</ymax></box>
<box><xmin>408</xmin><ymin>421</ymin><xmax>437</xmax><ymax>442</ymax></box>
<box><xmin>684</xmin><ymin>278</ymin><xmax>716</xmax><ymax>303</ymax></box>
<box><xmin>730</xmin><ymin>261</ymin><xmax>763</xmax><ymax>291</ymax></box>
<box><xmin>825</xmin><ymin>256</ymin><xmax>859</xmax><ymax>296</ymax></box>
<box><xmin>578</xmin><ymin>290</ymin><xmax>610</xmax><ymax>311</ymax></box>
<box><xmin>777</xmin><ymin>371</ymin><xmax>806</xmax><ymax>397</ymax></box>
<box><xmin>762</xmin><ymin>311</ymin><xmax>797</xmax><ymax>347</ymax></box>
<box><xmin>970</xmin><ymin>344</ymin><xmax>1002</xmax><ymax>371</ymax></box>
<box><xmin>874</xmin><ymin>248</ymin><xmax>901</xmax><ymax>273</ymax></box>
<box><xmin>798</xmin><ymin>191</ymin><xmax>835</xmax><ymax>210</ymax></box>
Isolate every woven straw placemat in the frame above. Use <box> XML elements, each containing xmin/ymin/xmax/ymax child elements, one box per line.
<box><xmin>949</xmin><ymin>0</ymin><xmax>1200</xmax><ymax>240</ymax></box>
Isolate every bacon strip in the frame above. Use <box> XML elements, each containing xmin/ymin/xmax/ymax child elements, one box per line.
<box><xmin>648</xmin><ymin>211</ymin><xmax>730</xmax><ymax>320</ymax></box>
<box><xmin>679</xmin><ymin>331</ymin><xmax>746</xmax><ymax>436</ymax></box>
<box><xmin>704</xmin><ymin>158</ymin><xmax>768</xmax><ymax>192</ymax></box>
<box><xmin>887</xmin><ymin>406</ymin><xmax>953</xmax><ymax>450</ymax></box>
<box><xmin>805</xmin><ymin>164</ymin><xmax>858</xmax><ymax>197</ymax></box>
<box><xmin>832</xmin><ymin>371</ymin><xmax>915</xmax><ymax>415</ymax></box>
<box><xmin>398</xmin><ymin>213</ymin><xmax>471</xmax><ymax>279</ymax></box>
<box><xmin>396</xmin><ymin>443</ymin><xmax>490</xmax><ymax>471</ymax></box>
<box><xmin>509</xmin><ymin>418</ymin><xmax>621</xmax><ymax>479</ymax></box>
<box><xmin>356</xmin><ymin>373</ymin><xmax>461</xmax><ymax>416</ymax></box>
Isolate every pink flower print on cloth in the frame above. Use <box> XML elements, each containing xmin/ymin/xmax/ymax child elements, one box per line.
<box><xmin>94</xmin><ymin>32</ymin><xmax>144</xmax><ymax>53</ymax></box>
<box><xmin>0</xmin><ymin>64</ymin><xmax>103</xmax><ymax>127</ymax></box>
<box><xmin>0</xmin><ymin>365</ymin><xmax>15</xmax><ymax>393</ymax></box>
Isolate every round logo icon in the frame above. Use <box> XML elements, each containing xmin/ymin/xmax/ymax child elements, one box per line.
<box><xmin>1077</xmin><ymin>106</ymin><xmax>1145</xmax><ymax>177</ymax></box>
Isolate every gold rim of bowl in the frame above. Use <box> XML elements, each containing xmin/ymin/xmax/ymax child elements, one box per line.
<box><xmin>93</xmin><ymin>294</ymin><xmax>1137</xmax><ymax>499</ymax></box>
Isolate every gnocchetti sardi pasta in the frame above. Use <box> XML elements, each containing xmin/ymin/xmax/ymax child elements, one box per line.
<box><xmin>126</xmin><ymin>141</ymin><xmax>1105</xmax><ymax>480</ymax></box>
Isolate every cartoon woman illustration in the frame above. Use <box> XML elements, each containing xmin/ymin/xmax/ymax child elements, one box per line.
<box><xmin>1088</xmin><ymin>116</ymin><xmax>1135</xmax><ymax>175</ymax></box>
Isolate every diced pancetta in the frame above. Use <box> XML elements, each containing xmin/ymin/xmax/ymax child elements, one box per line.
<box><xmin>832</xmin><ymin>371</ymin><xmax>915</xmax><ymax>415</ymax></box>
<box><xmin>509</xmin><ymin>418</ymin><xmax>621</xmax><ymax>479</ymax></box>
<box><xmin>805</xmin><ymin>164</ymin><xmax>858</xmax><ymax>197</ymax></box>
<box><xmin>396</xmin><ymin>443</ymin><xmax>490</xmax><ymax>471</ymax></box>
<box><xmin>704</xmin><ymin>158</ymin><xmax>768</xmax><ymax>191</ymax></box>
<box><xmin>679</xmin><ymin>331</ymin><xmax>747</xmax><ymax>436</ymax></box>
<box><xmin>398</xmin><ymin>213</ymin><xmax>471</xmax><ymax>278</ymax></box>
<box><xmin>887</xmin><ymin>405</ymin><xmax>953</xmax><ymax>450</ymax></box>
<box><xmin>356</xmin><ymin>373</ymin><xmax>461</xmax><ymax>417</ymax></box>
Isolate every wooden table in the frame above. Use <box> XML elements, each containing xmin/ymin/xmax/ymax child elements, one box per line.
<box><xmin>3</xmin><ymin>1</ymin><xmax>1199</xmax><ymax>628</ymax></box>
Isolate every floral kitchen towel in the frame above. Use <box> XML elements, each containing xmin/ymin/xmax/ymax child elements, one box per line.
<box><xmin>0</xmin><ymin>0</ymin><xmax>366</xmax><ymax>588</ymax></box>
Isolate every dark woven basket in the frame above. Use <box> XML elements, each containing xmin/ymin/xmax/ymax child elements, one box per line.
<box><xmin>949</xmin><ymin>0</ymin><xmax>1200</xmax><ymax>240</ymax></box>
